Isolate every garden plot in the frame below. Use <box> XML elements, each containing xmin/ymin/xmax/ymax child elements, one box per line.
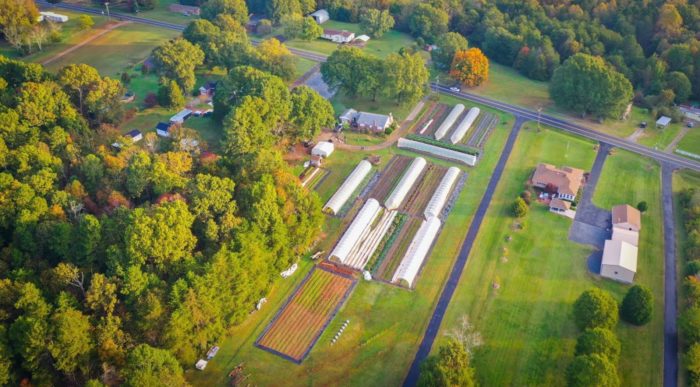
<box><xmin>256</xmin><ymin>267</ymin><xmax>356</xmax><ymax>363</ymax></box>
<box><xmin>465</xmin><ymin>111</ymin><xmax>499</xmax><ymax>149</ymax></box>
<box><xmin>365</xmin><ymin>155</ymin><xmax>413</xmax><ymax>203</ymax></box>
<box><xmin>411</xmin><ymin>103</ymin><xmax>450</xmax><ymax>136</ymax></box>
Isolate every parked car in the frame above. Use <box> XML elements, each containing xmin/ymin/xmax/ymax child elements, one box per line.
<box><xmin>449</xmin><ymin>86</ymin><xmax>460</xmax><ymax>92</ymax></box>
<box><xmin>687</xmin><ymin>121</ymin><xmax>695</xmax><ymax>128</ymax></box>
<box><xmin>639</xmin><ymin>121</ymin><xmax>647</xmax><ymax>128</ymax></box>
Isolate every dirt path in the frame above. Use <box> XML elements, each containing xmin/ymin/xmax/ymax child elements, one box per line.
<box><xmin>664</xmin><ymin>126</ymin><xmax>690</xmax><ymax>153</ymax></box>
<box><xmin>42</xmin><ymin>20</ymin><xmax>130</xmax><ymax>66</ymax></box>
<box><xmin>625</xmin><ymin>127</ymin><xmax>645</xmax><ymax>143</ymax></box>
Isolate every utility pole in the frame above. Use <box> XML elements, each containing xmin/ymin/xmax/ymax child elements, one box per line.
<box><xmin>104</xmin><ymin>2</ymin><xmax>111</xmax><ymax>21</ymax></box>
<box><xmin>537</xmin><ymin>106</ymin><xmax>542</xmax><ymax>132</ymax></box>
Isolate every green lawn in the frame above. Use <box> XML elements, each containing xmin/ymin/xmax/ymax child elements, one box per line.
<box><xmin>293</xmin><ymin>57</ymin><xmax>317</xmax><ymax>81</ymax></box>
<box><xmin>64</xmin><ymin>0</ymin><xmax>194</xmax><ymax>25</ymax></box>
<box><xmin>676</xmin><ymin>128</ymin><xmax>700</xmax><ymax>157</ymax></box>
<box><xmin>44</xmin><ymin>22</ymin><xmax>179</xmax><ymax>76</ymax></box>
<box><xmin>120</xmin><ymin>108</ymin><xmax>223</xmax><ymax>150</ymax></box>
<box><xmin>186</xmin><ymin>104</ymin><xmax>516</xmax><ymax>386</ymax></box>
<box><xmin>436</xmin><ymin>126</ymin><xmax>663</xmax><ymax>385</ymax></box>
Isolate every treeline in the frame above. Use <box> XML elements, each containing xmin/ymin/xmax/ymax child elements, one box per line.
<box><xmin>679</xmin><ymin>188</ymin><xmax>700</xmax><ymax>385</ymax></box>
<box><xmin>0</xmin><ymin>3</ymin><xmax>335</xmax><ymax>386</ymax></box>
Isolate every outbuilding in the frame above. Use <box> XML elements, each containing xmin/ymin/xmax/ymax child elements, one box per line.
<box><xmin>611</xmin><ymin>204</ymin><xmax>641</xmax><ymax>232</ymax></box>
<box><xmin>155</xmin><ymin>122</ymin><xmax>171</xmax><ymax>137</ymax></box>
<box><xmin>322</xmin><ymin>29</ymin><xmax>355</xmax><ymax>43</ymax></box>
<box><xmin>170</xmin><ymin>109</ymin><xmax>193</xmax><ymax>124</ymax></box>
<box><xmin>656</xmin><ymin>116</ymin><xmax>672</xmax><ymax>129</ymax></box>
<box><xmin>39</xmin><ymin>12</ymin><xmax>69</xmax><ymax>23</ymax></box>
<box><xmin>600</xmin><ymin>239</ymin><xmax>638</xmax><ymax>283</ymax></box>
<box><xmin>126</xmin><ymin>129</ymin><xmax>143</xmax><ymax>143</ymax></box>
<box><xmin>311</xmin><ymin>141</ymin><xmax>334</xmax><ymax>157</ymax></box>
<box><xmin>310</xmin><ymin>9</ymin><xmax>330</xmax><ymax>24</ymax></box>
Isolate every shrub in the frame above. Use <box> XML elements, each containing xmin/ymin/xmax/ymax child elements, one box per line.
<box><xmin>77</xmin><ymin>15</ymin><xmax>94</xmax><ymax>30</ymax></box>
<box><xmin>520</xmin><ymin>190</ymin><xmax>532</xmax><ymax>205</ymax></box>
<box><xmin>681</xmin><ymin>307</ymin><xmax>700</xmax><ymax>345</ymax></box>
<box><xmin>566</xmin><ymin>354</ymin><xmax>620</xmax><ymax>387</ymax></box>
<box><xmin>120</xmin><ymin>72</ymin><xmax>131</xmax><ymax>84</ymax></box>
<box><xmin>144</xmin><ymin>93</ymin><xmax>158</xmax><ymax>108</ymax></box>
<box><xmin>573</xmin><ymin>288</ymin><xmax>619</xmax><ymax>331</ymax></box>
<box><xmin>687</xmin><ymin>343</ymin><xmax>700</xmax><ymax>384</ymax></box>
<box><xmin>637</xmin><ymin>201</ymin><xmax>648</xmax><ymax>213</ymax></box>
<box><xmin>686</xmin><ymin>261</ymin><xmax>700</xmax><ymax>276</ymax></box>
<box><xmin>620</xmin><ymin>285</ymin><xmax>653</xmax><ymax>325</ymax></box>
<box><xmin>575</xmin><ymin>328</ymin><xmax>621</xmax><ymax>363</ymax></box>
<box><xmin>511</xmin><ymin>197</ymin><xmax>528</xmax><ymax>218</ymax></box>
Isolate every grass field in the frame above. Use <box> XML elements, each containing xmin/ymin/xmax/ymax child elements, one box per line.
<box><xmin>435</xmin><ymin>126</ymin><xmax>664</xmax><ymax>385</ymax></box>
<box><xmin>331</xmin><ymin>92</ymin><xmax>415</xmax><ymax>122</ymax></box>
<box><xmin>64</xmin><ymin>0</ymin><xmax>194</xmax><ymax>25</ymax></box>
<box><xmin>44</xmin><ymin>23</ymin><xmax>179</xmax><ymax>76</ymax></box>
<box><xmin>256</xmin><ymin>268</ymin><xmax>355</xmax><ymax>362</ymax></box>
<box><xmin>676</xmin><ymin>128</ymin><xmax>700</xmax><ymax>157</ymax></box>
<box><xmin>185</xmin><ymin>101</ymin><xmax>516</xmax><ymax>386</ymax></box>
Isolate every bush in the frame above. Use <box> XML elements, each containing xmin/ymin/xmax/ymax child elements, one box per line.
<box><xmin>566</xmin><ymin>354</ymin><xmax>620</xmax><ymax>387</ymax></box>
<box><xmin>511</xmin><ymin>197</ymin><xmax>528</xmax><ymax>218</ymax></box>
<box><xmin>575</xmin><ymin>328</ymin><xmax>621</xmax><ymax>363</ymax></box>
<box><xmin>637</xmin><ymin>201</ymin><xmax>648</xmax><ymax>213</ymax></box>
<box><xmin>687</xmin><ymin>343</ymin><xmax>700</xmax><ymax>384</ymax></box>
<box><xmin>77</xmin><ymin>15</ymin><xmax>94</xmax><ymax>30</ymax></box>
<box><xmin>573</xmin><ymin>288</ymin><xmax>619</xmax><ymax>331</ymax></box>
<box><xmin>681</xmin><ymin>307</ymin><xmax>700</xmax><ymax>345</ymax></box>
<box><xmin>686</xmin><ymin>261</ymin><xmax>700</xmax><ymax>276</ymax></box>
<box><xmin>120</xmin><ymin>72</ymin><xmax>131</xmax><ymax>85</ymax></box>
<box><xmin>620</xmin><ymin>285</ymin><xmax>653</xmax><ymax>326</ymax></box>
<box><xmin>144</xmin><ymin>93</ymin><xmax>158</xmax><ymax>108</ymax></box>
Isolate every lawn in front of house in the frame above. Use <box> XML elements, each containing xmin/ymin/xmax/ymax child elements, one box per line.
<box><xmin>63</xmin><ymin>0</ymin><xmax>194</xmax><ymax>26</ymax></box>
<box><xmin>186</xmin><ymin>106</ymin><xmax>516</xmax><ymax>386</ymax></box>
<box><xmin>676</xmin><ymin>127</ymin><xmax>700</xmax><ymax>158</ymax></box>
<box><xmin>436</xmin><ymin>125</ymin><xmax>663</xmax><ymax>386</ymax></box>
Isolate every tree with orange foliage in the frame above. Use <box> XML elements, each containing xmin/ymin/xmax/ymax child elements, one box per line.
<box><xmin>450</xmin><ymin>48</ymin><xmax>489</xmax><ymax>87</ymax></box>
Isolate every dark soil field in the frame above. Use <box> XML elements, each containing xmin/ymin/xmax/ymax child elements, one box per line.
<box><xmin>400</xmin><ymin>164</ymin><xmax>448</xmax><ymax>217</ymax></box>
<box><xmin>367</xmin><ymin>155</ymin><xmax>412</xmax><ymax>203</ymax></box>
<box><xmin>413</xmin><ymin>103</ymin><xmax>450</xmax><ymax>137</ymax></box>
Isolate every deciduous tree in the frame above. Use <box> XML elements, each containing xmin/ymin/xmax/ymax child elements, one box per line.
<box><xmin>431</xmin><ymin>32</ymin><xmax>468</xmax><ymax>70</ymax></box>
<box><xmin>450</xmin><ymin>48</ymin><xmax>489</xmax><ymax>87</ymax></box>
<box><xmin>620</xmin><ymin>284</ymin><xmax>653</xmax><ymax>326</ymax></box>
<box><xmin>573</xmin><ymin>288</ymin><xmax>619</xmax><ymax>330</ymax></box>
<box><xmin>152</xmin><ymin>38</ymin><xmax>204</xmax><ymax>93</ymax></box>
<box><xmin>360</xmin><ymin>9</ymin><xmax>394</xmax><ymax>38</ymax></box>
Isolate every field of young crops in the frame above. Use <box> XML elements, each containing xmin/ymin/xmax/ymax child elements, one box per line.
<box><xmin>256</xmin><ymin>268</ymin><xmax>356</xmax><ymax>363</ymax></box>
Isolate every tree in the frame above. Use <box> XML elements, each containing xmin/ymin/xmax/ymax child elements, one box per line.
<box><xmin>573</xmin><ymin>288</ymin><xmax>619</xmax><ymax>330</ymax></box>
<box><xmin>384</xmin><ymin>50</ymin><xmax>429</xmax><ymax>105</ymax></box>
<box><xmin>511</xmin><ymin>197</ymin><xmax>528</xmax><ymax>218</ymax></box>
<box><xmin>0</xmin><ymin>0</ymin><xmax>39</xmax><ymax>52</ymax></box>
<box><xmin>681</xmin><ymin>307</ymin><xmax>700</xmax><ymax>345</ymax></box>
<box><xmin>280</xmin><ymin>13</ymin><xmax>303</xmax><ymax>39</ymax></box>
<box><xmin>76</xmin><ymin>15</ymin><xmax>94</xmax><ymax>30</ymax></box>
<box><xmin>200</xmin><ymin>0</ymin><xmax>248</xmax><ymax>25</ymax></box>
<box><xmin>656</xmin><ymin>4</ymin><xmax>683</xmax><ymax>39</ymax></box>
<box><xmin>289</xmin><ymin>86</ymin><xmax>335</xmax><ymax>140</ymax></box>
<box><xmin>48</xmin><ymin>307</ymin><xmax>93</xmax><ymax>375</ymax></box>
<box><xmin>157</xmin><ymin>79</ymin><xmax>185</xmax><ymax>109</ymax></box>
<box><xmin>666</xmin><ymin>71</ymin><xmax>692</xmax><ymax>103</ymax></box>
<box><xmin>152</xmin><ymin>38</ymin><xmax>205</xmax><ymax>93</ymax></box>
<box><xmin>417</xmin><ymin>339</ymin><xmax>476</xmax><ymax>387</ymax></box>
<box><xmin>687</xmin><ymin>343</ymin><xmax>700</xmax><ymax>384</ymax></box>
<box><xmin>266</xmin><ymin>0</ymin><xmax>302</xmax><ymax>22</ymax></box>
<box><xmin>566</xmin><ymin>354</ymin><xmax>620</xmax><ymax>387</ymax></box>
<box><xmin>450</xmin><ymin>48</ymin><xmax>489</xmax><ymax>87</ymax></box>
<box><xmin>360</xmin><ymin>9</ymin><xmax>395</xmax><ymax>38</ymax></box>
<box><xmin>575</xmin><ymin>328</ymin><xmax>621</xmax><ymax>363</ymax></box>
<box><xmin>550</xmin><ymin>54</ymin><xmax>633</xmax><ymax>119</ymax></box>
<box><xmin>125</xmin><ymin>151</ymin><xmax>153</xmax><ymax>199</ymax></box>
<box><xmin>620</xmin><ymin>285</ymin><xmax>653</xmax><ymax>326</ymax></box>
<box><xmin>16</xmin><ymin>81</ymin><xmax>79</xmax><ymax>129</ymax></box>
<box><xmin>123</xmin><ymin>344</ymin><xmax>188</xmax><ymax>387</ymax></box>
<box><xmin>213</xmin><ymin>65</ymin><xmax>291</xmax><ymax>122</ymax></box>
<box><xmin>321</xmin><ymin>46</ymin><xmax>368</xmax><ymax>97</ymax></box>
<box><xmin>637</xmin><ymin>201</ymin><xmax>648</xmax><ymax>213</ymax></box>
<box><xmin>300</xmin><ymin>16</ymin><xmax>322</xmax><ymax>41</ymax></box>
<box><xmin>431</xmin><ymin>32</ymin><xmax>468</xmax><ymax>70</ymax></box>
<box><xmin>255</xmin><ymin>38</ymin><xmax>296</xmax><ymax>81</ymax></box>
<box><xmin>408</xmin><ymin>3</ymin><xmax>448</xmax><ymax>44</ymax></box>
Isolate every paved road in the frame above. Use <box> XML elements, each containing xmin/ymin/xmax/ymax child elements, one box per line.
<box><xmin>35</xmin><ymin>0</ymin><xmax>329</xmax><ymax>63</ymax></box>
<box><xmin>432</xmin><ymin>85</ymin><xmax>700</xmax><ymax>172</ymax></box>
<box><xmin>662</xmin><ymin>163</ymin><xmax>679</xmax><ymax>387</ymax></box>
<box><xmin>402</xmin><ymin>117</ymin><xmax>525</xmax><ymax>387</ymax></box>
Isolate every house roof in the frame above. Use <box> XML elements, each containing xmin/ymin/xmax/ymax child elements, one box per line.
<box><xmin>156</xmin><ymin>122</ymin><xmax>171</xmax><ymax>131</ymax></box>
<box><xmin>611</xmin><ymin>204</ymin><xmax>641</xmax><ymax>230</ymax></box>
<box><xmin>339</xmin><ymin>108</ymin><xmax>358</xmax><ymax>121</ymax></box>
<box><xmin>311</xmin><ymin>9</ymin><xmax>329</xmax><ymax>18</ymax></box>
<box><xmin>550</xmin><ymin>198</ymin><xmax>571</xmax><ymax>210</ymax></box>
<box><xmin>356</xmin><ymin>112</ymin><xmax>392</xmax><ymax>128</ymax></box>
<box><xmin>323</xmin><ymin>29</ymin><xmax>355</xmax><ymax>38</ymax></box>
<box><xmin>312</xmin><ymin>141</ymin><xmax>334</xmax><ymax>155</ymax></box>
<box><xmin>126</xmin><ymin>129</ymin><xmax>141</xmax><ymax>138</ymax></box>
<box><xmin>532</xmin><ymin>163</ymin><xmax>584</xmax><ymax>196</ymax></box>
<box><xmin>602</xmin><ymin>239</ymin><xmax>638</xmax><ymax>272</ymax></box>
<box><xmin>656</xmin><ymin>116</ymin><xmax>672</xmax><ymax>126</ymax></box>
<box><xmin>612</xmin><ymin>227</ymin><xmax>640</xmax><ymax>247</ymax></box>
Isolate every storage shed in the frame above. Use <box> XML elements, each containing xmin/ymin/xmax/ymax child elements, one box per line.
<box><xmin>656</xmin><ymin>116</ymin><xmax>672</xmax><ymax>129</ymax></box>
<box><xmin>170</xmin><ymin>109</ymin><xmax>193</xmax><ymax>124</ymax></box>
<box><xmin>392</xmin><ymin>216</ymin><xmax>442</xmax><ymax>287</ymax></box>
<box><xmin>311</xmin><ymin>141</ymin><xmax>334</xmax><ymax>157</ymax></box>
<box><xmin>310</xmin><ymin>9</ymin><xmax>330</xmax><ymax>24</ymax></box>
<box><xmin>384</xmin><ymin>157</ymin><xmax>427</xmax><ymax>210</ymax></box>
<box><xmin>155</xmin><ymin>122</ymin><xmax>171</xmax><ymax>137</ymax></box>
<box><xmin>600</xmin><ymin>239</ymin><xmax>638</xmax><ymax>283</ymax></box>
<box><xmin>424</xmin><ymin>167</ymin><xmax>460</xmax><ymax>219</ymax></box>
<box><xmin>126</xmin><ymin>129</ymin><xmax>143</xmax><ymax>142</ymax></box>
<box><xmin>329</xmin><ymin>199</ymin><xmax>381</xmax><ymax>264</ymax></box>
<box><xmin>434</xmin><ymin>104</ymin><xmax>465</xmax><ymax>140</ymax></box>
<box><xmin>449</xmin><ymin>107</ymin><xmax>480</xmax><ymax>144</ymax></box>
<box><xmin>324</xmin><ymin>160</ymin><xmax>372</xmax><ymax>214</ymax></box>
<box><xmin>39</xmin><ymin>12</ymin><xmax>69</xmax><ymax>23</ymax></box>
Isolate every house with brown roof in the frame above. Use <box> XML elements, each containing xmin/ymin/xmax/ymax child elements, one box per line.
<box><xmin>321</xmin><ymin>29</ymin><xmax>355</xmax><ymax>43</ymax></box>
<box><xmin>611</xmin><ymin>204</ymin><xmax>641</xmax><ymax>232</ymax></box>
<box><xmin>531</xmin><ymin>163</ymin><xmax>585</xmax><ymax>202</ymax></box>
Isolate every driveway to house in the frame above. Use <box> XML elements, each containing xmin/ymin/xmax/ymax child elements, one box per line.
<box><xmin>402</xmin><ymin>117</ymin><xmax>525</xmax><ymax>387</ymax></box>
<box><xmin>569</xmin><ymin>143</ymin><xmax>612</xmax><ymax>248</ymax></box>
<box><xmin>662</xmin><ymin>163</ymin><xmax>678</xmax><ymax>387</ymax></box>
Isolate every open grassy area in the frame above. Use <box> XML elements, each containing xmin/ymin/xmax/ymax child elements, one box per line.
<box><xmin>64</xmin><ymin>0</ymin><xmax>194</xmax><ymax>25</ymax></box>
<box><xmin>293</xmin><ymin>57</ymin><xmax>317</xmax><ymax>81</ymax></box>
<box><xmin>186</xmin><ymin>101</ymin><xmax>516</xmax><ymax>386</ymax></box>
<box><xmin>43</xmin><ymin>22</ymin><xmax>179</xmax><ymax>76</ymax></box>
<box><xmin>436</xmin><ymin>126</ymin><xmax>663</xmax><ymax>385</ymax></box>
<box><xmin>331</xmin><ymin>92</ymin><xmax>414</xmax><ymax>122</ymax></box>
<box><xmin>676</xmin><ymin>128</ymin><xmax>700</xmax><ymax>157</ymax></box>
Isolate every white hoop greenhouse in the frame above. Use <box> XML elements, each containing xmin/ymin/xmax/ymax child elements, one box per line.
<box><xmin>424</xmin><ymin>167</ymin><xmax>461</xmax><ymax>219</ymax></box>
<box><xmin>397</xmin><ymin>138</ymin><xmax>477</xmax><ymax>166</ymax></box>
<box><xmin>392</xmin><ymin>216</ymin><xmax>442</xmax><ymax>287</ymax></box>
<box><xmin>324</xmin><ymin>160</ymin><xmax>372</xmax><ymax>214</ymax></box>
<box><xmin>329</xmin><ymin>198</ymin><xmax>381</xmax><ymax>264</ymax></box>
<box><xmin>384</xmin><ymin>157</ymin><xmax>426</xmax><ymax>210</ymax></box>
<box><xmin>449</xmin><ymin>107</ymin><xmax>480</xmax><ymax>144</ymax></box>
<box><xmin>434</xmin><ymin>104</ymin><xmax>465</xmax><ymax>140</ymax></box>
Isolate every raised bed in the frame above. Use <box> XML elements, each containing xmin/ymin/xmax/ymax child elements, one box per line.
<box><xmin>400</xmin><ymin>164</ymin><xmax>448</xmax><ymax>217</ymax></box>
<box><xmin>466</xmin><ymin>111</ymin><xmax>499</xmax><ymax>149</ymax></box>
<box><xmin>366</xmin><ymin>155</ymin><xmax>412</xmax><ymax>203</ymax></box>
<box><xmin>374</xmin><ymin>216</ymin><xmax>422</xmax><ymax>282</ymax></box>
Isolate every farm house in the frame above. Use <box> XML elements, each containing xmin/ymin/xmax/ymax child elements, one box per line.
<box><xmin>434</xmin><ymin>104</ymin><xmax>465</xmax><ymax>140</ymax></box>
<box><xmin>311</xmin><ymin>141</ymin><xmax>334</xmax><ymax>157</ymax></box>
<box><xmin>397</xmin><ymin>138</ymin><xmax>478</xmax><ymax>166</ymax></box>
<box><xmin>329</xmin><ymin>199</ymin><xmax>381</xmax><ymax>264</ymax></box>
<box><xmin>324</xmin><ymin>160</ymin><xmax>372</xmax><ymax>215</ymax></box>
<box><xmin>449</xmin><ymin>107</ymin><xmax>481</xmax><ymax>144</ymax></box>
<box><xmin>392</xmin><ymin>216</ymin><xmax>442</xmax><ymax>287</ymax></box>
<box><xmin>424</xmin><ymin>167</ymin><xmax>461</xmax><ymax>219</ymax></box>
<box><xmin>384</xmin><ymin>157</ymin><xmax>427</xmax><ymax>210</ymax></box>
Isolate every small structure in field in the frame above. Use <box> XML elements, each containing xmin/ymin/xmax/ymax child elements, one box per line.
<box><xmin>680</xmin><ymin>105</ymin><xmax>700</xmax><ymax>122</ymax></box>
<box><xmin>600</xmin><ymin>239</ymin><xmax>638</xmax><ymax>283</ymax></box>
<box><xmin>329</xmin><ymin>198</ymin><xmax>381</xmax><ymax>264</ymax></box>
<box><xmin>126</xmin><ymin>129</ymin><xmax>143</xmax><ymax>143</ymax></box>
<box><xmin>424</xmin><ymin>167</ymin><xmax>461</xmax><ymax>219</ymax></box>
<box><xmin>339</xmin><ymin>109</ymin><xmax>394</xmax><ymax>133</ymax></box>
<box><xmin>310</xmin><ymin>9</ymin><xmax>330</xmax><ymax>24</ymax></box>
<box><xmin>531</xmin><ymin>163</ymin><xmax>584</xmax><ymax>203</ymax></box>
<box><xmin>310</xmin><ymin>154</ymin><xmax>323</xmax><ymax>167</ymax></box>
<box><xmin>195</xmin><ymin>359</ymin><xmax>208</xmax><ymax>370</ymax></box>
<box><xmin>449</xmin><ymin>107</ymin><xmax>480</xmax><ymax>144</ymax></box>
<box><xmin>170</xmin><ymin>109</ymin><xmax>193</xmax><ymax>124</ymax></box>
<box><xmin>311</xmin><ymin>141</ymin><xmax>334</xmax><ymax>157</ymax></box>
<box><xmin>322</xmin><ymin>29</ymin><xmax>355</xmax><ymax>43</ymax></box>
<box><xmin>354</xmin><ymin>35</ymin><xmax>370</xmax><ymax>42</ymax></box>
<box><xmin>198</xmin><ymin>82</ymin><xmax>217</xmax><ymax>97</ymax></box>
<box><xmin>39</xmin><ymin>12</ymin><xmax>69</xmax><ymax>23</ymax></box>
<box><xmin>392</xmin><ymin>216</ymin><xmax>442</xmax><ymax>287</ymax></box>
<box><xmin>155</xmin><ymin>122</ymin><xmax>172</xmax><ymax>137</ymax></box>
<box><xmin>385</xmin><ymin>157</ymin><xmax>427</xmax><ymax>210</ymax></box>
<box><xmin>206</xmin><ymin>346</ymin><xmax>219</xmax><ymax>360</ymax></box>
<box><xmin>656</xmin><ymin>116</ymin><xmax>672</xmax><ymax>129</ymax></box>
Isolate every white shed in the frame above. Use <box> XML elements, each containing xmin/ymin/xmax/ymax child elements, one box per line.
<box><xmin>384</xmin><ymin>157</ymin><xmax>426</xmax><ymax>210</ymax></box>
<box><xmin>170</xmin><ymin>109</ymin><xmax>193</xmax><ymax>124</ymax></box>
<box><xmin>40</xmin><ymin>12</ymin><xmax>69</xmax><ymax>23</ymax></box>
<box><xmin>392</xmin><ymin>216</ymin><xmax>442</xmax><ymax>287</ymax></box>
<box><xmin>324</xmin><ymin>160</ymin><xmax>372</xmax><ymax>214</ymax></box>
<box><xmin>656</xmin><ymin>116</ymin><xmax>672</xmax><ymax>129</ymax></box>
<box><xmin>434</xmin><ymin>104</ymin><xmax>465</xmax><ymax>140</ymax></box>
<box><xmin>424</xmin><ymin>167</ymin><xmax>460</xmax><ymax>219</ymax></box>
<box><xmin>310</xmin><ymin>9</ymin><xmax>330</xmax><ymax>24</ymax></box>
<box><xmin>329</xmin><ymin>199</ymin><xmax>381</xmax><ymax>264</ymax></box>
<box><xmin>195</xmin><ymin>359</ymin><xmax>208</xmax><ymax>370</ymax></box>
<box><xmin>311</xmin><ymin>141</ymin><xmax>334</xmax><ymax>157</ymax></box>
<box><xmin>600</xmin><ymin>239</ymin><xmax>638</xmax><ymax>283</ymax></box>
<box><xmin>449</xmin><ymin>107</ymin><xmax>480</xmax><ymax>144</ymax></box>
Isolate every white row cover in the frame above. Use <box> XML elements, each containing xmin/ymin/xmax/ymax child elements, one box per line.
<box><xmin>392</xmin><ymin>216</ymin><xmax>442</xmax><ymax>287</ymax></box>
<box><xmin>424</xmin><ymin>167</ymin><xmax>461</xmax><ymax>219</ymax></box>
<box><xmin>324</xmin><ymin>160</ymin><xmax>372</xmax><ymax>214</ymax></box>
<box><xmin>384</xmin><ymin>157</ymin><xmax>427</xmax><ymax>210</ymax></box>
<box><xmin>329</xmin><ymin>198</ymin><xmax>381</xmax><ymax>264</ymax></box>
<box><xmin>434</xmin><ymin>104</ymin><xmax>465</xmax><ymax>140</ymax></box>
<box><xmin>343</xmin><ymin>210</ymin><xmax>397</xmax><ymax>270</ymax></box>
<box><xmin>449</xmin><ymin>107</ymin><xmax>480</xmax><ymax>144</ymax></box>
<box><xmin>397</xmin><ymin>138</ymin><xmax>477</xmax><ymax>166</ymax></box>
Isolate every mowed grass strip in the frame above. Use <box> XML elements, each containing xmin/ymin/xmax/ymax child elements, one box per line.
<box><xmin>257</xmin><ymin>269</ymin><xmax>354</xmax><ymax>361</ymax></box>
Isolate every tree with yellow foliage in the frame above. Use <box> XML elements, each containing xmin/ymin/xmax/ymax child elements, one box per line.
<box><xmin>450</xmin><ymin>48</ymin><xmax>489</xmax><ymax>87</ymax></box>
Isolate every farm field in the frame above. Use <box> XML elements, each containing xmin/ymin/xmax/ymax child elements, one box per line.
<box><xmin>435</xmin><ymin>125</ymin><xmax>663</xmax><ymax>386</ymax></box>
<box><xmin>43</xmin><ymin>22</ymin><xmax>179</xmax><ymax>76</ymax></box>
<box><xmin>186</xmin><ymin>102</ymin><xmax>517</xmax><ymax>386</ymax></box>
<box><xmin>256</xmin><ymin>267</ymin><xmax>356</xmax><ymax>363</ymax></box>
